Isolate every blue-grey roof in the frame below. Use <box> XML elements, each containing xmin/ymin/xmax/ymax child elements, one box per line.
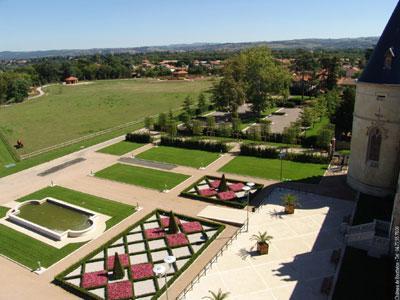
<box><xmin>359</xmin><ymin>2</ymin><xmax>400</xmax><ymax>84</ymax></box>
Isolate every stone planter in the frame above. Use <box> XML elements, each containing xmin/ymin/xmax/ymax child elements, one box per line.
<box><xmin>257</xmin><ymin>242</ymin><xmax>269</xmax><ymax>255</ymax></box>
<box><xmin>285</xmin><ymin>204</ymin><xmax>295</xmax><ymax>214</ymax></box>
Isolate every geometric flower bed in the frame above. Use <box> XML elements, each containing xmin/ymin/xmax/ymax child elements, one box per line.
<box><xmin>55</xmin><ymin>209</ymin><xmax>225</xmax><ymax>300</ymax></box>
<box><xmin>180</xmin><ymin>175</ymin><xmax>264</xmax><ymax>209</ymax></box>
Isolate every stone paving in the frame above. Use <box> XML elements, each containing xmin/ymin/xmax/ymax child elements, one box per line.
<box><xmin>183</xmin><ymin>188</ymin><xmax>354</xmax><ymax>300</ymax></box>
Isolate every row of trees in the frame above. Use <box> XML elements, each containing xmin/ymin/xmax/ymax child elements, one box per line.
<box><xmin>0</xmin><ymin>72</ymin><xmax>32</xmax><ymax>103</ymax></box>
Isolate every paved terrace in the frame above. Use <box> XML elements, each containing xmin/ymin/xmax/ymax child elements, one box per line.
<box><xmin>183</xmin><ymin>188</ymin><xmax>354</xmax><ymax>300</ymax></box>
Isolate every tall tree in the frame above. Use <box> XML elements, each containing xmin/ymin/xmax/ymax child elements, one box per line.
<box><xmin>332</xmin><ymin>87</ymin><xmax>356</xmax><ymax>136</ymax></box>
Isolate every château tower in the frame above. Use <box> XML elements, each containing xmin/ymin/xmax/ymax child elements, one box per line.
<box><xmin>347</xmin><ymin>2</ymin><xmax>400</xmax><ymax>197</ymax></box>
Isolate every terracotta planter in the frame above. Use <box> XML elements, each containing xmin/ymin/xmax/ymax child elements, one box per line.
<box><xmin>257</xmin><ymin>242</ymin><xmax>269</xmax><ymax>255</ymax></box>
<box><xmin>285</xmin><ymin>204</ymin><xmax>295</xmax><ymax>214</ymax></box>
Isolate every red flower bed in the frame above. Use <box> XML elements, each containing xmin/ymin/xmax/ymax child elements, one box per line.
<box><xmin>166</xmin><ymin>233</ymin><xmax>189</xmax><ymax>247</ymax></box>
<box><xmin>217</xmin><ymin>191</ymin><xmax>236</xmax><ymax>201</ymax></box>
<box><xmin>131</xmin><ymin>263</ymin><xmax>154</xmax><ymax>280</ymax></box>
<box><xmin>198</xmin><ymin>188</ymin><xmax>217</xmax><ymax>197</ymax></box>
<box><xmin>107</xmin><ymin>280</ymin><xmax>133</xmax><ymax>300</ymax></box>
<box><xmin>107</xmin><ymin>253</ymin><xmax>130</xmax><ymax>270</ymax></box>
<box><xmin>160</xmin><ymin>216</ymin><xmax>181</xmax><ymax>228</ymax></box>
<box><xmin>209</xmin><ymin>180</ymin><xmax>221</xmax><ymax>189</ymax></box>
<box><xmin>229</xmin><ymin>182</ymin><xmax>245</xmax><ymax>192</ymax></box>
<box><xmin>144</xmin><ymin>228</ymin><xmax>166</xmax><ymax>240</ymax></box>
<box><xmin>81</xmin><ymin>270</ymin><xmax>108</xmax><ymax>289</ymax></box>
<box><xmin>181</xmin><ymin>221</ymin><xmax>203</xmax><ymax>234</ymax></box>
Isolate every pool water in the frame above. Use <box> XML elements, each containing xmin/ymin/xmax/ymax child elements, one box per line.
<box><xmin>17</xmin><ymin>201</ymin><xmax>92</xmax><ymax>233</ymax></box>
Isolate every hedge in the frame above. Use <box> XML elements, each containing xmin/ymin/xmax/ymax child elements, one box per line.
<box><xmin>239</xmin><ymin>143</ymin><xmax>330</xmax><ymax>164</ymax></box>
<box><xmin>55</xmin><ymin>209</ymin><xmax>225</xmax><ymax>300</ymax></box>
<box><xmin>161</xmin><ymin>136</ymin><xmax>230</xmax><ymax>153</ymax></box>
<box><xmin>125</xmin><ymin>132</ymin><xmax>152</xmax><ymax>143</ymax></box>
<box><xmin>180</xmin><ymin>175</ymin><xmax>264</xmax><ymax>209</ymax></box>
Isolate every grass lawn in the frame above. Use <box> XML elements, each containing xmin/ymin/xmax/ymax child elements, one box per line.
<box><xmin>0</xmin><ymin>78</ymin><xmax>212</xmax><ymax>156</ymax></box>
<box><xmin>0</xmin><ymin>186</ymin><xmax>136</xmax><ymax>269</ymax></box>
<box><xmin>97</xmin><ymin>141</ymin><xmax>144</xmax><ymax>156</ymax></box>
<box><xmin>0</xmin><ymin>206</ymin><xmax>9</xmax><ymax>218</ymax></box>
<box><xmin>95</xmin><ymin>163</ymin><xmax>190</xmax><ymax>190</ymax></box>
<box><xmin>219</xmin><ymin>156</ymin><xmax>327</xmax><ymax>182</ymax></box>
<box><xmin>136</xmin><ymin>146</ymin><xmax>220</xmax><ymax>168</ymax></box>
<box><xmin>305</xmin><ymin>116</ymin><xmax>330</xmax><ymax>137</ymax></box>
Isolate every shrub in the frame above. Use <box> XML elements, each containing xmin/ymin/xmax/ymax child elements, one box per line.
<box><xmin>160</xmin><ymin>136</ymin><xmax>229</xmax><ymax>153</ymax></box>
<box><xmin>112</xmin><ymin>252</ymin><xmax>124</xmax><ymax>280</ymax></box>
<box><xmin>125</xmin><ymin>132</ymin><xmax>152</xmax><ymax>143</ymax></box>
<box><xmin>168</xmin><ymin>211</ymin><xmax>179</xmax><ymax>234</ymax></box>
<box><xmin>240</xmin><ymin>143</ymin><xmax>279</xmax><ymax>159</ymax></box>
<box><xmin>218</xmin><ymin>174</ymin><xmax>229</xmax><ymax>192</ymax></box>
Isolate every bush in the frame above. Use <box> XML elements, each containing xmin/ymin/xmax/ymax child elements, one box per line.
<box><xmin>285</xmin><ymin>152</ymin><xmax>330</xmax><ymax>164</ymax></box>
<box><xmin>161</xmin><ymin>136</ymin><xmax>230</xmax><ymax>153</ymax></box>
<box><xmin>125</xmin><ymin>133</ymin><xmax>152</xmax><ymax>143</ymax></box>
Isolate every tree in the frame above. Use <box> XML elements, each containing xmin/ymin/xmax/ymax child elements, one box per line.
<box><xmin>202</xmin><ymin>289</ymin><xmax>230</xmax><ymax>300</ymax></box>
<box><xmin>179</xmin><ymin>112</ymin><xmax>191</xmax><ymax>129</ymax></box>
<box><xmin>332</xmin><ymin>87</ymin><xmax>356</xmax><ymax>135</ymax></box>
<box><xmin>282</xmin><ymin>123</ymin><xmax>300</xmax><ymax>145</ymax></box>
<box><xmin>144</xmin><ymin>116</ymin><xmax>154</xmax><ymax>132</ymax></box>
<box><xmin>192</xmin><ymin>120</ymin><xmax>203</xmax><ymax>136</ymax></box>
<box><xmin>247</xmin><ymin>126</ymin><xmax>261</xmax><ymax>141</ymax></box>
<box><xmin>316</xmin><ymin>127</ymin><xmax>334</xmax><ymax>150</ymax></box>
<box><xmin>211</xmin><ymin>75</ymin><xmax>245</xmax><ymax>112</ymax></box>
<box><xmin>324</xmin><ymin>89</ymin><xmax>341</xmax><ymax>117</ymax></box>
<box><xmin>168</xmin><ymin>211</ymin><xmax>179</xmax><ymax>234</ymax></box>
<box><xmin>231</xmin><ymin>117</ymin><xmax>242</xmax><ymax>135</ymax></box>
<box><xmin>260</xmin><ymin>120</ymin><xmax>271</xmax><ymax>141</ymax></box>
<box><xmin>197</xmin><ymin>93</ymin><xmax>208</xmax><ymax>115</ymax></box>
<box><xmin>6</xmin><ymin>77</ymin><xmax>31</xmax><ymax>103</ymax></box>
<box><xmin>319</xmin><ymin>56</ymin><xmax>339</xmax><ymax>91</ymax></box>
<box><xmin>218</xmin><ymin>174</ymin><xmax>229</xmax><ymax>192</ymax></box>
<box><xmin>294</xmin><ymin>51</ymin><xmax>318</xmax><ymax>101</ymax></box>
<box><xmin>112</xmin><ymin>253</ymin><xmax>125</xmax><ymax>280</ymax></box>
<box><xmin>183</xmin><ymin>95</ymin><xmax>193</xmax><ymax>116</ymax></box>
<box><xmin>300</xmin><ymin>107</ymin><xmax>316</xmax><ymax>127</ymax></box>
<box><xmin>157</xmin><ymin>113</ymin><xmax>168</xmax><ymax>132</ymax></box>
<box><xmin>206</xmin><ymin>116</ymin><xmax>216</xmax><ymax>136</ymax></box>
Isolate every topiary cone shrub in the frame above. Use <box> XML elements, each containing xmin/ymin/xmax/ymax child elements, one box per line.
<box><xmin>168</xmin><ymin>211</ymin><xmax>179</xmax><ymax>234</ymax></box>
<box><xmin>218</xmin><ymin>174</ymin><xmax>229</xmax><ymax>192</ymax></box>
<box><xmin>112</xmin><ymin>252</ymin><xmax>125</xmax><ymax>280</ymax></box>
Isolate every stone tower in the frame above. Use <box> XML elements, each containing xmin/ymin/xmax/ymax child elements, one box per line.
<box><xmin>347</xmin><ymin>2</ymin><xmax>400</xmax><ymax>197</ymax></box>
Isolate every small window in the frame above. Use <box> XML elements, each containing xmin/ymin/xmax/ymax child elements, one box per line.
<box><xmin>384</xmin><ymin>47</ymin><xmax>395</xmax><ymax>70</ymax></box>
<box><xmin>376</xmin><ymin>94</ymin><xmax>386</xmax><ymax>101</ymax></box>
<box><xmin>366</xmin><ymin>127</ymin><xmax>382</xmax><ymax>166</ymax></box>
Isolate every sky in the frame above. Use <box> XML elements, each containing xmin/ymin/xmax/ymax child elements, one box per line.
<box><xmin>0</xmin><ymin>0</ymin><xmax>398</xmax><ymax>52</ymax></box>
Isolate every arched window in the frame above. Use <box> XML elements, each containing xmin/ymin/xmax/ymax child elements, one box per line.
<box><xmin>367</xmin><ymin>128</ymin><xmax>382</xmax><ymax>163</ymax></box>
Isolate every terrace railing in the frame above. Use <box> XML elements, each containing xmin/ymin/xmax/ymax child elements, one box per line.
<box><xmin>176</xmin><ymin>223</ymin><xmax>247</xmax><ymax>300</ymax></box>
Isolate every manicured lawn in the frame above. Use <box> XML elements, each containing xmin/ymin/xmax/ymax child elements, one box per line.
<box><xmin>305</xmin><ymin>116</ymin><xmax>330</xmax><ymax>137</ymax></box>
<box><xmin>136</xmin><ymin>146</ymin><xmax>220</xmax><ymax>168</ymax></box>
<box><xmin>95</xmin><ymin>163</ymin><xmax>190</xmax><ymax>190</ymax></box>
<box><xmin>0</xmin><ymin>206</ymin><xmax>9</xmax><ymax>218</ymax></box>
<box><xmin>97</xmin><ymin>141</ymin><xmax>144</xmax><ymax>156</ymax></box>
<box><xmin>0</xmin><ymin>186</ymin><xmax>136</xmax><ymax>269</ymax></box>
<box><xmin>0</xmin><ymin>78</ymin><xmax>212</xmax><ymax>156</ymax></box>
<box><xmin>219</xmin><ymin>156</ymin><xmax>327</xmax><ymax>182</ymax></box>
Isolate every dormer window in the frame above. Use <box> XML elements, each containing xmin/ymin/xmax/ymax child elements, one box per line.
<box><xmin>384</xmin><ymin>47</ymin><xmax>395</xmax><ymax>70</ymax></box>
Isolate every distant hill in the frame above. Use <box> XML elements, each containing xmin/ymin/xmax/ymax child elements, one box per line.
<box><xmin>0</xmin><ymin>37</ymin><xmax>378</xmax><ymax>60</ymax></box>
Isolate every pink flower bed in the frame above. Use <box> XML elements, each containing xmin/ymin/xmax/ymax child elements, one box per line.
<box><xmin>144</xmin><ymin>228</ymin><xmax>166</xmax><ymax>240</ymax></box>
<box><xmin>209</xmin><ymin>180</ymin><xmax>221</xmax><ymax>189</ymax></box>
<box><xmin>166</xmin><ymin>233</ymin><xmax>189</xmax><ymax>247</ymax></box>
<box><xmin>198</xmin><ymin>188</ymin><xmax>217</xmax><ymax>197</ymax></box>
<box><xmin>81</xmin><ymin>270</ymin><xmax>108</xmax><ymax>289</ymax></box>
<box><xmin>131</xmin><ymin>263</ymin><xmax>154</xmax><ymax>280</ymax></box>
<box><xmin>160</xmin><ymin>217</ymin><xmax>181</xmax><ymax>228</ymax></box>
<box><xmin>107</xmin><ymin>280</ymin><xmax>133</xmax><ymax>300</ymax></box>
<box><xmin>107</xmin><ymin>253</ymin><xmax>130</xmax><ymax>270</ymax></box>
<box><xmin>181</xmin><ymin>221</ymin><xmax>203</xmax><ymax>234</ymax></box>
<box><xmin>229</xmin><ymin>182</ymin><xmax>245</xmax><ymax>192</ymax></box>
<box><xmin>217</xmin><ymin>191</ymin><xmax>236</xmax><ymax>201</ymax></box>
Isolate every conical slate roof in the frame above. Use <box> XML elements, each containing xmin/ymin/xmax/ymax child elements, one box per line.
<box><xmin>359</xmin><ymin>2</ymin><xmax>400</xmax><ymax>84</ymax></box>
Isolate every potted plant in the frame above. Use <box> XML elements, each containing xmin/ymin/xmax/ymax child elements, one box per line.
<box><xmin>202</xmin><ymin>289</ymin><xmax>230</xmax><ymax>300</ymax></box>
<box><xmin>282</xmin><ymin>193</ymin><xmax>298</xmax><ymax>214</ymax></box>
<box><xmin>250</xmin><ymin>231</ymin><xmax>273</xmax><ymax>255</ymax></box>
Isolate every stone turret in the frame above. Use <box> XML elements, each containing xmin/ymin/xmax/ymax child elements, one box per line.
<box><xmin>347</xmin><ymin>2</ymin><xmax>400</xmax><ymax>197</ymax></box>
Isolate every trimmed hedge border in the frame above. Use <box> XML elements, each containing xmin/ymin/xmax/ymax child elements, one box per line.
<box><xmin>161</xmin><ymin>136</ymin><xmax>230</xmax><ymax>153</ymax></box>
<box><xmin>125</xmin><ymin>133</ymin><xmax>152</xmax><ymax>144</ymax></box>
<box><xmin>0</xmin><ymin>130</ymin><xmax>20</xmax><ymax>162</ymax></box>
<box><xmin>54</xmin><ymin>209</ymin><xmax>225</xmax><ymax>300</ymax></box>
<box><xmin>240</xmin><ymin>143</ymin><xmax>330</xmax><ymax>164</ymax></box>
<box><xmin>180</xmin><ymin>175</ymin><xmax>264</xmax><ymax>209</ymax></box>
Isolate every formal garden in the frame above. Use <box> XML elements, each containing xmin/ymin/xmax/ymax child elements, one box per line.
<box><xmin>95</xmin><ymin>164</ymin><xmax>190</xmax><ymax>191</ymax></box>
<box><xmin>55</xmin><ymin>209</ymin><xmax>224</xmax><ymax>300</ymax></box>
<box><xmin>180</xmin><ymin>174</ymin><xmax>263</xmax><ymax>209</ymax></box>
<box><xmin>0</xmin><ymin>186</ymin><xmax>137</xmax><ymax>269</ymax></box>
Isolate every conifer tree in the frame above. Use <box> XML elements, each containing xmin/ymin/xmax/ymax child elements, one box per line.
<box><xmin>218</xmin><ymin>174</ymin><xmax>229</xmax><ymax>192</ymax></box>
<box><xmin>112</xmin><ymin>252</ymin><xmax>124</xmax><ymax>280</ymax></box>
<box><xmin>168</xmin><ymin>211</ymin><xmax>179</xmax><ymax>234</ymax></box>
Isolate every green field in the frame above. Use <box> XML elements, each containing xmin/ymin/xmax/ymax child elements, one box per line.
<box><xmin>219</xmin><ymin>156</ymin><xmax>327</xmax><ymax>182</ymax></box>
<box><xmin>97</xmin><ymin>141</ymin><xmax>144</xmax><ymax>156</ymax></box>
<box><xmin>95</xmin><ymin>163</ymin><xmax>190</xmax><ymax>190</ymax></box>
<box><xmin>0</xmin><ymin>78</ymin><xmax>211</xmax><ymax>156</ymax></box>
<box><xmin>136</xmin><ymin>146</ymin><xmax>220</xmax><ymax>168</ymax></box>
<box><xmin>305</xmin><ymin>116</ymin><xmax>330</xmax><ymax>137</ymax></box>
<box><xmin>0</xmin><ymin>186</ymin><xmax>136</xmax><ymax>269</ymax></box>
